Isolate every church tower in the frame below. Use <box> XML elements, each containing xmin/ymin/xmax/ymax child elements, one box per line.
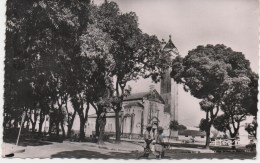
<box><xmin>160</xmin><ymin>35</ymin><xmax>179</xmax><ymax>122</ymax></box>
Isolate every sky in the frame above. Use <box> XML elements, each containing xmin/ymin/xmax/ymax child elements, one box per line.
<box><xmin>93</xmin><ymin>0</ymin><xmax>259</xmax><ymax>127</ymax></box>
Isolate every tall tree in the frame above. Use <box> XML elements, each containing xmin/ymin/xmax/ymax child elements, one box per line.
<box><xmin>213</xmin><ymin>73</ymin><xmax>258</xmax><ymax>149</ymax></box>
<box><xmin>93</xmin><ymin>1</ymin><xmax>171</xmax><ymax>143</ymax></box>
<box><xmin>5</xmin><ymin>0</ymin><xmax>90</xmax><ymax>138</ymax></box>
<box><xmin>80</xmin><ymin>11</ymin><xmax>115</xmax><ymax>143</ymax></box>
<box><xmin>171</xmin><ymin>44</ymin><xmax>257</xmax><ymax>148</ymax></box>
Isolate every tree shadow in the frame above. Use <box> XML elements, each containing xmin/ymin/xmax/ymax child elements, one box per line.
<box><xmin>50</xmin><ymin>149</ymin><xmax>171</xmax><ymax>159</ymax></box>
<box><xmin>4</xmin><ymin>139</ymin><xmax>53</xmax><ymax>147</ymax></box>
<box><xmin>51</xmin><ymin>150</ymin><xmax>136</xmax><ymax>159</ymax></box>
<box><xmin>21</xmin><ymin>140</ymin><xmax>53</xmax><ymax>147</ymax></box>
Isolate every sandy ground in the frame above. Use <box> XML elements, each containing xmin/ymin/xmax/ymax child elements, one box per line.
<box><xmin>2</xmin><ymin>140</ymin><xmax>256</xmax><ymax>159</ymax></box>
<box><xmin>2</xmin><ymin>141</ymin><xmax>143</xmax><ymax>158</ymax></box>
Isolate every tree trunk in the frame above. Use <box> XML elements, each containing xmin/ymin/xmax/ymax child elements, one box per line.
<box><xmin>48</xmin><ymin>117</ymin><xmax>53</xmax><ymax>135</ymax></box>
<box><xmin>31</xmin><ymin>122</ymin><xmax>36</xmax><ymax>133</ymax></box>
<box><xmin>95</xmin><ymin>112</ymin><xmax>101</xmax><ymax>140</ymax></box>
<box><xmin>79</xmin><ymin>114</ymin><xmax>85</xmax><ymax>141</ymax></box>
<box><xmin>204</xmin><ymin>111</ymin><xmax>211</xmax><ymax>149</ymax></box>
<box><xmin>231</xmin><ymin>138</ymin><xmax>236</xmax><ymax>150</ymax></box>
<box><xmin>22</xmin><ymin>115</ymin><xmax>28</xmax><ymax>129</ymax></box>
<box><xmin>115</xmin><ymin>109</ymin><xmax>121</xmax><ymax>143</ymax></box>
<box><xmin>205</xmin><ymin>128</ymin><xmax>211</xmax><ymax>149</ymax></box>
<box><xmin>55</xmin><ymin>122</ymin><xmax>60</xmax><ymax>137</ymax></box>
<box><xmin>60</xmin><ymin>121</ymin><xmax>65</xmax><ymax>138</ymax></box>
<box><xmin>230</xmin><ymin>131</ymin><xmax>238</xmax><ymax>150</ymax></box>
<box><xmin>67</xmin><ymin>111</ymin><xmax>76</xmax><ymax>138</ymax></box>
<box><xmin>98</xmin><ymin>121</ymin><xmax>106</xmax><ymax>145</ymax></box>
<box><xmin>38</xmin><ymin>114</ymin><xmax>45</xmax><ymax>135</ymax></box>
<box><xmin>97</xmin><ymin>112</ymin><xmax>106</xmax><ymax>145</ymax></box>
<box><xmin>67</xmin><ymin>124</ymin><xmax>73</xmax><ymax>139</ymax></box>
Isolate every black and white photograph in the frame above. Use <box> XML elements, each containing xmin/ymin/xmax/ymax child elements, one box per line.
<box><xmin>1</xmin><ymin>0</ymin><xmax>259</xmax><ymax>160</ymax></box>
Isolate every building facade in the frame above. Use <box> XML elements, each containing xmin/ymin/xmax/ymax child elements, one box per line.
<box><xmin>86</xmin><ymin>89</ymin><xmax>171</xmax><ymax>139</ymax></box>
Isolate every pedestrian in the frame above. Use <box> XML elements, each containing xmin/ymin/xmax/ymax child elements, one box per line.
<box><xmin>154</xmin><ymin>126</ymin><xmax>166</xmax><ymax>159</ymax></box>
<box><xmin>143</xmin><ymin>124</ymin><xmax>153</xmax><ymax>157</ymax></box>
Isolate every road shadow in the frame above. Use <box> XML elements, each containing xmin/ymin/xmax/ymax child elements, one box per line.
<box><xmin>51</xmin><ymin>150</ymin><xmax>135</xmax><ymax>159</ymax></box>
<box><xmin>51</xmin><ymin>149</ymin><xmax>171</xmax><ymax>159</ymax></box>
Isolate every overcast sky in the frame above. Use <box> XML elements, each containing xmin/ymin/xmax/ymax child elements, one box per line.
<box><xmin>93</xmin><ymin>0</ymin><xmax>259</xmax><ymax>127</ymax></box>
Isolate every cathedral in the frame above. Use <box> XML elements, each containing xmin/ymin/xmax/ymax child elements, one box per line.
<box><xmin>85</xmin><ymin>36</ymin><xmax>179</xmax><ymax>138</ymax></box>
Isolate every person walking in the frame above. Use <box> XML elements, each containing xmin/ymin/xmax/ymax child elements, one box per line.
<box><xmin>142</xmin><ymin>124</ymin><xmax>153</xmax><ymax>158</ymax></box>
<box><xmin>154</xmin><ymin>126</ymin><xmax>166</xmax><ymax>159</ymax></box>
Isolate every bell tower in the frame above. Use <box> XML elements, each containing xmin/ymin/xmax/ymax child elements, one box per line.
<box><xmin>160</xmin><ymin>35</ymin><xmax>179</xmax><ymax>122</ymax></box>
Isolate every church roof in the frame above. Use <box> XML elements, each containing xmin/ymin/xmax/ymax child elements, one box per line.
<box><xmin>124</xmin><ymin>92</ymin><xmax>149</xmax><ymax>101</ymax></box>
<box><xmin>124</xmin><ymin>90</ymin><xmax>165</xmax><ymax>104</ymax></box>
<box><xmin>124</xmin><ymin>102</ymin><xmax>144</xmax><ymax>108</ymax></box>
<box><xmin>163</xmin><ymin>35</ymin><xmax>179</xmax><ymax>56</ymax></box>
<box><xmin>163</xmin><ymin>37</ymin><xmax>177</xmax><ymax>50</ymax></box>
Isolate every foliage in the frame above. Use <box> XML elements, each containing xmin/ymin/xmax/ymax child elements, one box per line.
<box><xmin>213</xmin><ymin>114</ymin><xmax>229</xmax><ymax>133</ymax></box>
<box><xmin>245</xmin><ymin>143</ymin><xmax>256</xmax><ymax>151</ymax></box>
<box><xmin>245</xmin><ymin>117</ymin><xmax>257</xmax><ymax>138</ymax></box>
<box><xmin>169</xmin><ymin>120</ymin><xmax>179</xmax><ymax>131</ymax></box>
<box><xmin>199</xmin><ymin>118</ymin><xmax>209</xmax><ymax>132</ymax></box>
<box><xmin>172</xmin><ymin>44</ymin><xmax>257</xmax><ymax>148</ymax></box>
<box><xmin>169</xmin><ymin>120</ymin><xmax>186</xmax><ymax>131</ymax></box>
<box><xmin>89</xmin><ymin>1</ymin><xmax>172</xmax><ymax>142</ymax></box>
<box><xmin>178</xmin><ymin>124</ymin><xmax>187</xmax><ymax>131</ymax></box>
<box><xmin>5</xmin><ymin>0</ymin><xmax>90</xmax><ymax>137</ymax></box>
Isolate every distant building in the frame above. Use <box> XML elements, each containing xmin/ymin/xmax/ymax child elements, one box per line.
<box><xmin>178</xmin><ymin>129</ymin><xmax>206</xmax><ymax>143</ymax></box>
<box><xmin>86</xmin><ymin>89</ymin><xmax>171</xmax><ymax>138</ymax></box>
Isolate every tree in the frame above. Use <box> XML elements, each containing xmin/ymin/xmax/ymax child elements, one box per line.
<box><xmin>168</xmin><ymin>120</ymin><xmax>186</xmax><ymax>141</ymax></box>
<box><xmin>213</xmin><ymin>115</ymin><xmax>229</xmax><ymax>133</ymax></box>
<box><xmin>214</xmin><ymin>61</ymin><xmax>258</xmax><ymax>149</ymax></box>
<box><xmin>245</xmin><ymin>117</ymin><xmax>257</xmax><ymax>138</ymax></box>
<box><xmin>171</xmin><ymin>44</ymin><xmax>257</xmax><ymax>149</ymax></box>
<box><xmin>93</xmin><ymin>1</ymin><xmax>171</xmax><ymax>143</ymax></box>
<box><xmin>79</xmin><ymin>9</ymin><xmax>115</xmax><ymax>142</ymax></box>
<box><xmin>178</xmin><ymin>124</ymin><xmax>187</xmax><ymax>131</ymax></box>
<box><xmin>5</xmin><ymin>0</ymin><xmax>90</xmax><ymax>140</ymax></box>
<box><xmin>169</xmin><ymin>120</ymin><xmax>179</xmax><ymax>131</ymax></box>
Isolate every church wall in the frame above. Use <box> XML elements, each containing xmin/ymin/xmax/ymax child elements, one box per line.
<box><xmin>142</xmin><ymin>99</ymin><xmax>149</xmax><ymax>128</ymax></box>
<box><xmin>132</xmin><ymin>107</ymin><xmax>142</xmax><ymax>134</ymax></box>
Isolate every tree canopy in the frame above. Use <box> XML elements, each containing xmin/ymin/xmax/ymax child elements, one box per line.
<box><xmin>171</xmin><ymin>44</ymin><xmax>258</xmax><ymax>148</ymax></box>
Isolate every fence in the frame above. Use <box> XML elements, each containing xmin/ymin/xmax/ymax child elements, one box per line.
<box><xmin>210</xmin><ymin>138</ymin><xmax>240</xmax><ymax>147</ymax></box>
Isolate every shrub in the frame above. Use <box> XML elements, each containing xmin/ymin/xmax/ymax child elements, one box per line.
<box><xmin>245</xmin><ymin>143</ymin><xmax>256</xmax><ymax>151</ymax></box>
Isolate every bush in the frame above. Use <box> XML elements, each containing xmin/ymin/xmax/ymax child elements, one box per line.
<box><xmin>69</xmin><ymin>132</ymin><xmax>80</xmax><ymax>142</ymax></box>
<box><xmin>246</xmin><ymin>143</ymin><xmax>256</xmax><ymax>151</ymax></box>
<box><xmin>46</xmin><ymin>135</ymin><xmax>64</xmax><ymax>143</ymax></box>
<box><xmin>3</xmin><ymin>128</ymin><xmax>20</xmax><ymax>141</ymax></box>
